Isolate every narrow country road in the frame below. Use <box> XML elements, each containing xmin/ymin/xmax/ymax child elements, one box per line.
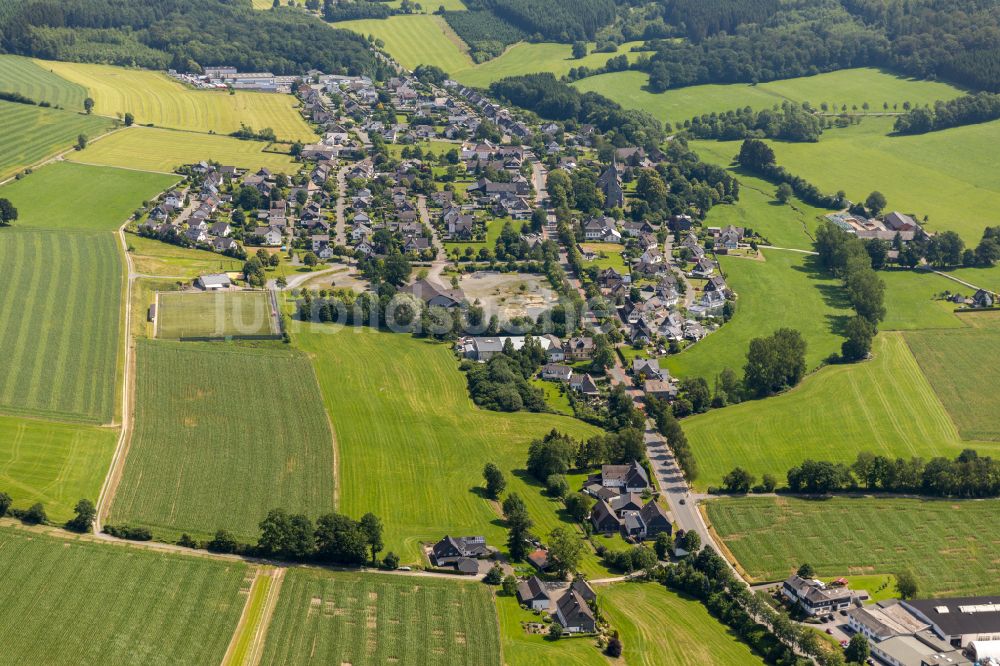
<box><xmin>417</xmin><ymin>194</ymin><xmax>449</xmax><ymax>288</ymax></box>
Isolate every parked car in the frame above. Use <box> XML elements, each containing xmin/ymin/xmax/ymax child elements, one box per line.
<box><xmin>825</xmin><ymin>628</ymin><xmax>833</xmax><ymax>635</ymax></box>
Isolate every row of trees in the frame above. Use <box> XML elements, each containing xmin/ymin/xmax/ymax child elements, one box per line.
<box><xmin>737</xmin><ymin>139</ymin><xmax>844</xmax><ymax>209</ymax></box>
<box><xmin>0</xmin><ymin>490</ymin><xmax>96</xmax><ymax>532</ymax></box>
<box><xmin>784</xmin><ymin>449</ymin><xmax>1000</xmax><ymax>498</ymax></box>
<box><xmin>814</xmin><ymin>222</ymin><xmax>887</xmax><ymax>361</ymax></box>
<box><xmin>893</xmin><ymin>92</ymin><xmax>1000</xmax><ymax>134</ymax></box>
<box><xmin>685</xmin><ymin>104</ymin><xmax>824</xmax><ymax>143</ymax></box>
<box><xmin>489</xmin><ymin>73</ymin><xmax>666</xmax><ymax>148</ymax></box>
<box><xmin>656</xmin><ymin>547</ymin><xmax>846</xmax><ymax>665</ymax></box>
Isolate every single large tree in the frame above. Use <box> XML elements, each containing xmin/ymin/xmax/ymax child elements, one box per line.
<box><xmin>0</xmin><ymin>198</ymin><xmax>18</xmax><ymax>226</ymax></box>
<box><xmin>483</xmin><ymin>462</ymin><xmax>506</xmax><ymax>499</ymax></box>
<box><xmin>359</xmin><ymin>512</ymin><xmax>384</xmax><ymax>564</ymax></box>
<box><xmin>547</xmin><ymin>527</ymin><xmax>583</xmax><ymax>579</ymax></box>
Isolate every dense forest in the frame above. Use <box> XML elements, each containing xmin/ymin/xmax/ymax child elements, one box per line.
<box><xmin>893</xmin><ymin>93</ymin><xmax>1000</xmax><ymax>134</ymax></box>
<box><xmin>461</xmin><ymin>0</ymin><xmax>616</xmax><ymax>42</ymax></box>
<box><xmin>0</xmin><ymin>0</ymin><xmax>373</xmax><ymax>75</ymax></box>
<box><xmin>442</xmin><ymin>9</ymin><xmax>528</xmax><ymax>63</ymax></box>
<box><xmin>659</xmin><ymin>0</ymin><xmax>780</xmax><ymax>42</ymax></box>
<box><xmin>635</xmin><ymin>0</ymin><xmax>1000</xmax><ymax>93</ymax></box>
<box><xmin>489</xmin><ymin>73</ymin><xmax>665</xmax><ymax>146</ymax></box>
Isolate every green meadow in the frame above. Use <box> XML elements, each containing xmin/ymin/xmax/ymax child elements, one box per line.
<box><xmin>338</xmin><ymin>15</ymin><xmax>473</xmax><ymax>73</ymax></box>
<box><xmin>109</xmin><ymin>341</ymin><xmax>336</xmax><ymax>542</ymax></box>
<box><xmin>0</xmin><ymin>161</ymin><xmax>177</xmax><ymax>232</ymax></box>
<box><xmin>0</xmin><ymin>416</ymin><xmax>116</xmax><ymax>522</ymax></box>
<box><xmin>0</xmin><ymin>100</ymin><xmax>114</xmax><ymax>180</ymax></box>
<box><xmin>0</xmin><ymin>228</ymin><xmax>122</xmax><ymax>422</ymax></box>
<box><xmin>495</xmin><ymin>594</ymin><xmax>606</xmax><ymax>666</ymax></box>
<box><xmin>573</xmin><ymin>68</ymin><xmax>964</xmax><ymax>125</ymax></box>
<box><xmin>905</xmin><ymin>327</ymin><xmax>1000</xmax><ymax>440</ymax></box>
<box><xmin>0</xmin><ymin>54</ymin><xmax>89</xmax><ymax>109</ymax></box>
<box><xmin>0</xmin><ymin>525</ymin><xmax>247</xmax><ymax>665</ymax></box>
<box><xmin>707</xmin><ymin>496</ymin><xmax>1000</xmax><ymax>596</ymax></box>
<box><xmin>665</xmin><ymin>249</ymin><xmax>851</xmax><ymax>381</ymax></box>
<box><xmin>261</xmin><ymin>569</ymin><xmax>501</xmax><ymax>666</ymax></box>
<box><xmin>452</xmin><ymin>41</ymin><xmax>649</xmax><ymax>88</ymax></box>
<box><xmin>693</xmin><ymin>117</ymin><xmax>1000</xmax><ymax>243</ymax></box>
<box><xmin>602</xmin><ymin>583</ymin><xmax>765</xmax><ymax>666</ymax></box>
<box><xmin>294</xmin><ymin>326</ymin><xmax>601</xmax><ymax>565</ymax></box>
<box><xmin>681</xmin><ymin>334</ymin><xmax>1000</xmax><ymax>490</ymax></box>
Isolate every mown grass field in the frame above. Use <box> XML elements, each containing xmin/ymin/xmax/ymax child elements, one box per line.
<box><xmin>494</xmin><ymin>594</ymin><xmax>607</xmax><ymax>666</ymax></box>
<box><xmin>0</xmin><ymin>100</ymin><xmax>114</xmax><ymax>180</ymax></box>
<box><xmin>580</xmin><ymin>242</ymin><xmax>627</xmax><ymax>272</ymax></box>
<box><xmin>0</xmin><ymin>161</ymin><xmax>177</xmax><ymax>231</ymax></box>
<box><xmin>0</xmin><ymin>228</ymin><xmax>122</xmax><ymax>422</ymax></box>
<box><xmin>260</xmin><ymin>569</ymin><xmax>501</xmax><ymax>666</ymax></box>
<box><xmin>127</xmin><ymin>233</ymin><xmax>244</xmax><ymax>278</ymax></box>
<box><xmin>452</xmin><ymin>41</ymin><xmax>648</xmax><ymax>89</ymax></box>
<box><xmin>879</xmin><ymin>269</ymin><xmax>966</xmax><ymax>331</ymax></box>
<box><xmin>294</xmin><ymin>326</ymin><xmax>602</xmax><ymax>564</ymax></box>
<box><xmin>157</xmin><ymin>291</ymin><xmax>277</xmax><ymax>340</ymax></box>
<box><xmin>602</xmin><ymin>583</ymin><xmax>765</xmax><ymax>666</ymax></box>
<box><xmin>109</xmin><ymin>341</ymin><xmax>336</xmax><ymax>542</ymax></box>
<box><xmin>665</xmin><ymin>249</ymin><xmax>851</xmax><ymax>381</ymax></box>
<box><xmin>706</xmin><ymin>496</ymin><xmax>1000</xmax><ymax>596</ymax></box>
<box><xmin>905</xmin><ymin>327</ymin><xmax>1000</xmax><ymax>440</ymax></box>
<box><xmin>0</xmin><ymin>525</ymin><xmax>248</xmax><ymax>665</ymax></box>
<box><xmin>67</xmin><ymin>126</ymin><xmax>298</xmax><ymax>174</ymax></box>
<box><xmin>0</xmin><ymin>54</ymin><xmax>88</xmax><ymax>108</ymax></box>
<box><xmin>40</xmin><ymin>60</ymin><xmax>318</xmax><ymax>141</ymax></box>
<box><xmin>573</xmin><ymin>68</ymin><xmax>964</xmax><ymax>125</ymax></box>
<box><xmin>694</xmin><ymin>117</ymin><xmax>1000</xmax><ymax>243</ymax></box>
<box><xmin>337</xmin><ymin>15</ymin><xmax>474</xmax><ymax>73</ymax></box>
<box><xmin>682</xmin><ymin>334</ymin><xmax>1000</xmax><ymax>490</ymax></box>
<box><xmin>0</xmin><ymin>416</ymin><xmax>116</xmax><ymax>522</ymax></box>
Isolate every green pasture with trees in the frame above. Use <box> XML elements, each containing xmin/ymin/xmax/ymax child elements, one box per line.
<box><xmin>707</xmin><ymin>496</ymin><xmax>1000</xmax><ymax>596</ymax></box>
<box><xmin>665</xmin><ymin>250</ymin><xmax>851</xmax><ymax>381</ymax></box>
<box><xmin>294</xmin><ymin>326</ymin><xmax>601</xmax><ymax>564</ymax></box>
<box><xmin>260</xmin><ymin>568</ymin><xmax>501</xmax><ymax>666</ymax></box>
<box><xmin>109</xmin><ymin>341</ymin><xmax>336</xmax><ymax>542</ymax></box>
<box><xmin>0</xmin><ymin>100</ymin><xmax>113</xmax><ymax>181</ymax></box>
<box><xmin>602</xmin><ymin>583</ymin><xmax>765</xmax><ymax>666</ymax></box>
<box><xmin>0</xmin><ymin>526</ymin><xmax>247</xmax><ymax>664</ymax></box>
<box><xmin>0</xmin><ymin>416</ymin><xmax>116</xmax><ymax>522</ymax></box>
<box><xmin>682</xmin><ymin>334</ymin><xmax>999</xmax><ymax>490</ymax></box>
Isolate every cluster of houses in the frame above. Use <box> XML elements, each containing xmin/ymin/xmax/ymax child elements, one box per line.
<box><xmin>826</xmin><ymin>210</ymin><xmax>924</xmax><ymax>243</ymax></box>
<box><xmin>586</xmin><ymin>462</ymin><xmax>672</xmax><ymax>542</ymax></box>
<box><xmin>517</xmin><ymin>577</ymin><xmax>598</xmax><ymax>634</ymax></box>
<box><xmin>141</xmin><ymin>162</ymin><xmax>336</xmax><ymax>256</ymax></box>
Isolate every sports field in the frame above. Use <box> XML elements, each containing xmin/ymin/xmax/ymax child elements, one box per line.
<box><xmin>337</xmin><ymin>15</ymin><xmax>474</xmax><ymax>73</ymax></box>
<box><xmin>0</xmin><ymin>100</ymin><xmax>114</xmax><ymax>180</ymax></box>
<box><xmin>573</xmin><ymin>68</ymin><xmax>965</xmax><ymax>125</ymax></box>
<box><xmin>0</xmin><ymin>415</ymin><xmax>116</xmax><ymax>522</ymax></box>
<box><xmin>706</xmin><ymin>496</ymin><xmax>1000</xmax><ymax>596</ymax></box>
<box><xmin>0</xmin><ymin>161</ymin><xmax>177</xmax><ymax>231</ymax></box>
<box><xmin>0</xmin><ymin>54</ymin><xmax>89</xmax><ymax>109</ymax></box>
<box><xmin>682</xmin><ymin>334</ymin><xmax>1000</xmax><ymax>490</ymax></box>
<box><xmin>67</xmin><ymin>126</ymin><xmax>297</xmax><ymax>174</ymax></box>
<box><xmin>109</xmin><ymin>341</ymin><xmax>336</xmax><ymax>542</ymax></box>
<box><xmin>40</xmin><ymin>60</ymin><xmax>318</xmax><ymax>141</ymax></box>
<box><xmin>694</xmin><ymin>117</ymin><xmax>1000</xmax><ymax>243</ymax></box>
<box><xmin>665</xmin><ymin>249</ymin><xmax>851</xmax><ymax>381</ymax></box>
<box><xmin>905</xmin><ymin>327</ymin><xmax>1000</xmax><ymax>440</ymax></box>
<box><xmin>0</xmin><ymin>525</ymin><xmax>248</xmax><ymax>665</ymax></box>
<box><xmin>602</xmin><ymin>583</ymin><xmax>765</xmax><ymax>666</ymax></box>
<box><xmin>452</xmin><ymin>41</ymin><xmax>649</xmax><ymax>89</ymax></box>
<box><xmin>156</xmin><ymin>291</ymin><xmax>278</xmax><ymax>340</ymax></box>
<box><xmin>260</xmin><ymin>569</ymin><xmax>501</xmax><ymax>665</ymax></box>
<box><xmin>0</xmin><ymin>229</ymin><xmax>122</xmax><ymax>422</ymax></box>
<box><xmin>294</xmin><ymin>326</ymin><xmax>601</xmax><ymax>564</ymax></box>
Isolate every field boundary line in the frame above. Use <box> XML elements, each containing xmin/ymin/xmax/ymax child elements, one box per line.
<box><xmin>246</xmin><ymin>568</ymin><xmax>285</xmax><ymax>666</ymax></box>
<box><xmin>94</xmin><ymin>219</ymin><xmax>140</xmax><ymax>531</ymax></box>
